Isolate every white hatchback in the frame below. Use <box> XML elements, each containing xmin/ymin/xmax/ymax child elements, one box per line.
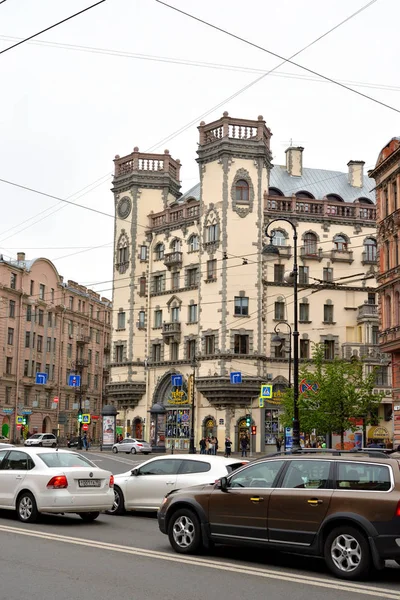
<box><xmin>0</xmin><ymin>447</ymin><xmax>114</xmax><ymax>523</ymax></box>
<box><xmin>108</xmin><ymin>454</ymin><xmax>247</xmax><ymax>515</ymax></box>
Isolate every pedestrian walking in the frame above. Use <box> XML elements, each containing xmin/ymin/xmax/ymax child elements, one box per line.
<box><xmin>214</xmin><ymin>437</ymin><xmax>219</xmax><ymax>455</ymax></box>
<box><xmin>82</xmin><ymin>432</ymin><xmax>87</xmax><ymax>450</ymax></box>
<box><xmin>224</xmin><ymin>437</ymin><xmax>232</xmax><ymax>457</ymax></box>
<box><xmin>275</xmin><ymin>437</ymin><xmax>282</xmax><ymax>452</ymax></box>
<box><xmin>199</xmin><ymin>438</ymin><xmax>206</xmax><ymax>454</ymax></box>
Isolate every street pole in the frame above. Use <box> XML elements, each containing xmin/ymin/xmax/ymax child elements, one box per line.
<box><xmin>78</xmin><ymin>371</ymin><xmax>83</xmax><ymax>450</ymax></box>
<box><xmin>189</xmin><ymin>348</ymin><xmax>196</xmax><ymax>454</ymax></box>
<box><xmin>263</xmin><ymin>218</ymin><xmax>300</xmax><ymax>451</ymax></box>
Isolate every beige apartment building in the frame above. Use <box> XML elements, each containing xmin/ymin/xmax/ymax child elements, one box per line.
<box><xmin>108</xmin><ymin>112</ymin><xmax>391</xmax><ymax>453</ymax></box>
<box><xmin>0</xmin><ymin>252</ymin><xmax>112</xmax><ymax>442</ymax></box>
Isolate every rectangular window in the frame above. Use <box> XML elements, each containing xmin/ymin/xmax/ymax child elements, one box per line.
<box><xmin>87</xmin><ymin>373</ymin><xmax>92</xmax><ymax>388</ymax></box>
<box><xmin>274</xmin><ymin>301</ymin><xmax>285</xmax><ymax>320</ymax></box>
<box><xmin>94</xmin><ymin>374</ymin><xmax>98</xmax><ymax>389</ymax></box>
<box><xmin>24</xmin><ymin>388</ymin><xmax>30</xmax><ymax>406</ymax></box>
<box><xmin>25</xmin><ymin>331</ymin><xmax>30</xmax><ymax>348</ymax></box>
<box><xmin>206</xmin><ymin>259</ymin><xmax>217</xmax><ymax>281</ymax></box>
<box><xmin>234</xmin><ymin>296</ymin><xmax>249</xmax><ymax>316</ymax></box>
<box><xmin>336</xmin><ymin>462</ymin><xmax>390</xmax><ymax>491</ymax></box>
<box><xmin>154</xmin><ymin>275</ymin><xmax>164</xmax><ymax>293</ymax></box>
<box><xmin>274</xmin><ymin>343</ymin><xmax>285</xmax><ymax>358</ymax></box>
<box><xmin>170</xmin><ymin>342</ymin><xmax>179</xmax><ymax>361</ymax></box>
<box><xmin>39</xmin><ymin>284</ymin><xmax>45</xmax><ymax>300</ymax></box>
<box><xmin>97</xmin><ymin>309</ymin><xmax>100</xmax><ymax>320</ymax></box>
<box><xmin>207</xmin><ymin>224</ymin><xmax>219</xmax><ymax>242</ymax></box>
<box><xmin>188</xmin><ymin>305</ymin><xmax>198</xmax><ymax>323</ymax></box>
<box><xmin>171</xmin><ymin>307</ymin><xmax>180</xmax><ymax>322</ymax></box>
<box><xmin>5</xmin><ymin>386</ymin><xmax>11</xmax><ymax>404</ymax></box>
<box><xmin>152</xmin><ymin>344</ymin><xmax>161</xmax><ymax>362</ymax></box>
<box><xmin>187</xmin><ymin>339</ymin><xmax>196</xmax><ymax>359</ymax></box>
<box><xmin>32</xmin><ymin>332</ymin><xmax>36</xmax><ymax>348</ymax></box>
<box><xmin>117</xmin><ymin>312</ymin><xmax>126</xmax><ymax>329</ymax></box>
<box><xmin>96</xmin><ymin>330</ymin><xmax>100</xmax><ymax>344</ymax></box>
<box><xmin>139</xmin><ymin>277</ymin><xmax>146</xmax><ymax>296</ymax></box>
<box><xmin>95</xmin><ymin>351</ymin><xmax>99</xmax><ymax>365</ymax></box>
<box><xmin>10</xmin><ymin>273</ymin><xmax>17</xmax><ymax>289</ymax></box>
<box><xmin>48</xmin><ymin>312</ymin><xmax>53</xmax><ymax>326</ymax></box>
<box><xmin>65</xmin><ymin>395</ymin><xmax>70</xmax><ymax>410</ymax></box>
<box><xmin>299</xmin><ymin>304</ymin><xmax>309</xmax><ymax>322</ymax></box>
<box><xmin>324</xmin><ymin>340</ymin><xmax>335</xmax><ymax>360</ymax></box>
<box><xmin>53</xmin><ymin>338</ymin><xmax>56</xmax><ymax>353</ymax></box>
<box><xmin>140</xmin><ymin>245</ymin><xmax>148</xmax><ymax>261</ymax></box>
<box><xmin>66</xmin><ymin>369</ymin><xmax>71</xmax><ymax>385</ymax></box>
<box><xmin>205</xmin><ymin>335</ymin><xmax>215</xmax><ymax>355</ymax></box>
<box><xmin>9</xmin><ymin>300</ymin><xmax>15</xmax><ymax>318</ymax></box>
<box><xmin>323</xmin><ymin>304</ymin><xmax>334</xmax><ymax>323</ymax></box>
<box><xmin>187</xmin><ymin>268</ymin><xmax>198</xmax><ymax>287</ymax></box>
<box><xmin>30</xmin><ymin>280</ymin><xmax>34</xmax><ymax>295</ymax></box>
<box><xmin>89</xmin><ymin>304</ymin><xmax>94</xmax><ymax>318</ymax></box>
<box><xmin>154</xmin><ymin>310</ymin><xmax>162</xmax><ymax>328</ymax></box>
<box><xmin>69</xmin><ymin>296</ymin><xmax>74</xmax><ymax>310</ymax></box>
<box><xmin>88</xmin><ymin>349</ymin><xmax>92</xmax><ymax>364</ymax></box>
<box><xmin>78</xmin><ymin>299</ymin><xmax>81</xmax><ymax>312</ymax></box>
<box><xmin>7</xmin><ymin>327</ymin><xmax>14</xmax><ymax>345</ymax></box>
<box><xmin>45</xmin><ymin>364</ymin><xmax>50</xmax><ymax>378</ymax></box>
<box><xmin>68</xmin><ymin>321</ymin><xmax>73</xmax><ymax>336</ymax></box>
<box><xmin>51</xmin><ymin>288</ymin><xmax>54</xmax><ymax>303</ymax></box>
<box><xmin>46</xmin><ymin>337</ymin><xmax>51</xmax><ymax>352</ymax></box>
<box><xmin>26</xmin><ymin>305</ymin><xmax>32</xmax><ymax>321</ymax></box>
<box><xmin>300</xmin><ymin>339</ymin><xmax>309</xmax><ymax>359</ymax></box>
<box><xmin>24</xmin><ymin>360</ymin><xmax>29</xmax><ymax>377</ymax></box>
<box><xmin>37</xmin><ymin>335</ymin><xmax>43</xmax><ymax>352</ymax></box>
<box><xmin>299</xmin><ymin>266</ymin><xmax>309</xmax><ymax>285</ymax></box>
<box><xmin>368</xmin><ymin>292</ymin><xmax>376</xmax><ymax>305</ymax></box>
<box><xmin>375</xmin><ymin>366</ymin><xmax>388</xmax><ymax>386</ymax></box>
<box><xmin>274</xmin><ymin>264</ymin><xmax>284</xmax><ymax>283</ymax></box>
<box><xmin>372</xmin><ymin>326</ymin><xmax>379</xmax><ymax>345</ymax></box>
<box><xmin>67</xmin><ymin>343</ymin><xmax>72</xmax><ymax>358</ymax></box>
<box><xmin>171</xmin><ymin>271</ymin><xmax>180</xmax><ymax>289</ymax></box>
<box><xmin>115</xmin><ymin>345</ymin><xmax>124</xmax><ymax>363</ymax></box>
<box><xmin>35</xmin><ymin>361</ymin><xmax>41</xmax><ymax>373</ymax></box>
<box><xmin>6</xmin><ymin>357</ymin><xmax>12</xmax><ymax>375</ymax></box>
<box><xmin>38</xmin><ymin>309</ymin><xmax>44</xmax><ymax>326</ymax></box>
<box><xmin>323</xmin><ymin>267</ymin><xmax>333</xmax><ymax>283</ymax></box>
<box><xmin>45</xmin><ymin>392</ymin><xmax>51</xmax><ymax>409</ymax></box>
<box><xmin>138</xmin><ymin>311</ymin><xmax>145</xmax><ymax>328</ymax></box>
<box><xmin>234</xmin><ymin>334</ymin><xmax>249</xmax><ymax>354</ymax></box>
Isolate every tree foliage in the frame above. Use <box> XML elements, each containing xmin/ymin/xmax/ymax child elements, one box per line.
<box><xmin>281</xmin><ymin>344</ymin><xmax>383</xmax><ymax>445</ymax></box>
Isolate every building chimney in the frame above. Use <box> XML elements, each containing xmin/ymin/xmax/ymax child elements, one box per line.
<box><xmin>285</xmin><ymin>146</ymin><xmax>304</xmax><ymax>177</ymax></box>
<box><xmin>347</xmin><ymin>160</ymin><xmax>365</xmax><ymax>188</ymax></box>
<box><xmin>17</xmin><ymin>252</ymin><xmax>25</xmax><ymax>262</ymax></box>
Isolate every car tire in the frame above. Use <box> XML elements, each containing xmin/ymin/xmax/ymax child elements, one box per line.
<box><xmin>78</xmin><ymin>512</ymin><xmax>100</xmax><ymax>522</ymax></box>
<box><xmin>131</xmin><ymin>447</ymin><xmax>137</xmax><ymax>455</ymax></box>
<box><xmin>106</xmin><ymin>486</ymin><xmax>125</xmax><ymax>516</ymax></box>
<box><xmin>51</xmin><ymin>442</ymin><xmax>56</xmax><ymax>448</ymax></box>
<box><xmin>143</xmin><ymin>452</ymin><xmax>150</xmax><ymax>455</ymax></box>
<box><xmin>168</xmin><ymin>508</ymin><xmax>202</xmax><ymax>554</ymax></box>
<box><xmin>324</xmin><ymin>526</ymin><xmax>371</xmax><ymax>580</ymax></box>
<box><xmin>17</xmin><ymin>492</ymin><xmax>39</xmax><ymax>524</ymax></box>
<box><xmin>38</xmin><ymin>442</ymin><xmax>43</xmax><ymax>447</ymax></box>
<box><xmin>112</xmin><ymin>447</ymin><xmax>118</xmax><ymax>454</ymax></box>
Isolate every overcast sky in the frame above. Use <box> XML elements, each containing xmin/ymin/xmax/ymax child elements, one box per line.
<box><xmin>0</xmin><ymin>0</ymin><xmax>399</xmax><ymax>297</ymax></box>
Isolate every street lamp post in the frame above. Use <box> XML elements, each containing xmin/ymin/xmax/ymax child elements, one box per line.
<box><xmin>271</xmin><ymin>321</ymin><xmax>292</xmax><ymax>389</ymax></box>
<box><xmin>188</xmin><ymin>347</ymin><xmax>196</xmax><ymax>454</ymax></box>
<box><xmin>263</xmin><ymin>218</ymin><xmax>300</xmax><ymax>451</ymax></box>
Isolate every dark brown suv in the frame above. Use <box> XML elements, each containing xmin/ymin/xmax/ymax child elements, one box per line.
<box><xmin>158</xmin><ymin>450</ymin><xmax>400</xmax><ymax>580</ymax></box>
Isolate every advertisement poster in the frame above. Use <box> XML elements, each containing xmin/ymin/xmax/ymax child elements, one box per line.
<box><xmin>332</xmin><ymin>429</ymin><xmax>363</xmax><ymax>450</ymax></box>
<box><xmin>102</xmin><ymin>415</ymin><xmax>115</xmax><ymax>445</ymax></box>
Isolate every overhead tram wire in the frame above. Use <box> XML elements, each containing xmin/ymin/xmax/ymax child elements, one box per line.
<box><xmin>0</xmin><ymin>1</ymin><xmax>107</xmax><ymax>57</ymax></box>
<box><xmin>154</xmin><ymin>0</ymin><xmax>400</xmax><ymax>116</ymax></box>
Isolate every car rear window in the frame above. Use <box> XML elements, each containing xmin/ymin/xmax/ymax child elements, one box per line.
<box><xmin>336</xmin><ymin>462</ymin><xmax>391</xmax><ymax>491</ymax></box>
<box><xmin>38</xmin><ymin>453</ymin><xmax>96</xmax><ymax>468</ymax></box>
<box><xmin>179</xmin><ymin>460</ymin><xmax>211</xmax><ymax>474</ymax></box>
<box><xmin>226</xmin><ymin>462</ymin><xmax>248</xmax><ymax>474</ymax></box>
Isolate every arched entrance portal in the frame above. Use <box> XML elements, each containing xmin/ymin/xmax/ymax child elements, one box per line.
<box><xmin>202</xmin><ymin>416</ymin><xmax>216</xmax><ymax>439</ymax></box>
<box><xmin>237</xmin><ymin>416</ymin><xmax>250</xmax><ymax>451</ymax></box>
<box><xmin>133</xmin><ymin>418</ymin><xmax>143</xmax><ymax>439</ymax></box>
<box><xmin>152</xmin><ymin>371</ymin><xmax>191</xmax><ymax>452</ymax></box>
<box><xmin>42</xmin><ymin>416</ymin><xmax>51</xmax><ymax>433</ymax></box>
<box><xmin>1</xmin><ymin>417</ymin><xmax>9</xmax><ymax>438</ymax></box>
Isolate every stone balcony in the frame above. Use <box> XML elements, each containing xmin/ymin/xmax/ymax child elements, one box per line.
<box><xmin>163</xmin><ymin>251</ymin><xmax>183</xmax><ymax>269</ymax></box>
<box><xmin>265</xmin><ymin>195</ymin><xmax>376</xmax><ymax>222</ymax></box>
<box><xmin>357</xmin><ymin>303</ymin><xmax>379</xmax><ymax>322</ymax></box>
<box><xmin>162</xmin><ymin>322</ymin><xmax>181</xmax><ymax>344</ymax></box>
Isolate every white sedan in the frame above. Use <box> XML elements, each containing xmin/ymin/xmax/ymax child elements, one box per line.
<box><xmin>108</xmin><ymin>454</ymin><xmax>247</xmax><ymax>515</ymax></box>
<box><xmin>0</xmin><ymin>447</ymin><xmax>114</xmax><ymax>523</ymax></box>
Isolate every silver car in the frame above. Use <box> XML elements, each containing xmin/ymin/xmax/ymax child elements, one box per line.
<box><xmin>112</xmin><ymin>438</ymin><xmax>152</xmax><ymax>455</ymax></box>
<box><xmin>24</xmin><ymin>433</ymin><xmax>57</xmax><ymax>447</ymax></box>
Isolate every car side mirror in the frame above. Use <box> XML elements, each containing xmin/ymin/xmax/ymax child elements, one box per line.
<box><xmin>131</xmin><ymin>468</ymin><xmax>139</xmax><ymax>476</ymax></box>
<box><xmin>217</xmin><ymin>476</ymin><xmax>229</xmax><ymax>492</ymax></box>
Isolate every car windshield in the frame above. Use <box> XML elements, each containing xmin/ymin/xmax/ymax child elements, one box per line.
<box><xmin>38</xmin><ymin>453</ymin><xmax>96</xmax><ymax>468</ymax></box>
<box><xmin>29</xmin><ymin>434</ymin><xmax>42</xmax><ymax>439</ymax></box>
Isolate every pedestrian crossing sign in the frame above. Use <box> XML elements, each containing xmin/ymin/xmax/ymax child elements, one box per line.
<box><xmin>260</xmin><ymin>384</ymin><xmax>273</xmax><ymax>399</ymax></box>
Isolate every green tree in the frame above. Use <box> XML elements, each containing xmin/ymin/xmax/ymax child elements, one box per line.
<box><xmin>281</xmin><ymin>344</ymin><xmax>383</xmax><ymax>447</ymax></box>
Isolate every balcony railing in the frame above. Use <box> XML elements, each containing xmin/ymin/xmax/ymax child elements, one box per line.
<box><xmin>265</xmin><ymin>195</ymin><xmax>377</xmax><ymax>222</ymax></box>
<box><xmin>74</xmin><ymin>359</ymin><xmax>89</xmax><ymax>369</ymax></box>
<box><xmin>330</xmin><ymin>249</ymin><xmax>354</xmax><ymax>263</ymax></box>
<box><xmin>163</xmin><ymin>252</ymin><xmax>183</xmax><ymax>269</ymax></box>
<box><xmin>361</xmin><ymin>250</ymin><xmax>377</xmax><ymax>265</ymax></box>
<box><xmin>150</xmin><ymin>204</ymin><xmax>200</xmax><ymax>229</ymax></box>
<box><xmin>357</xmin><ymin>304</ymin><xmax>378</xmax><ymax>320</ymax></box>
<box><xmin>77</xmin><ymin>335</ymin><xmax>90</xmax><ymax>344</ymax></box>
<box><xmin>162</xmin><ymin>322</ymin><xmax>181</xmax><ymax>344</ymax></box>
<box><xmin>300</xmin><ymin>246</ymin><xmax>323</xmax><ymax>261</ymax></box>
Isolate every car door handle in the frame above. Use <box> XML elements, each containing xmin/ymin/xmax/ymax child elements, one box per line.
<box><xmin>308</xmin><ymin>498</ymin><xmax>323</xmax><ymax>505</ymax></box>
<box><xmin>15</xmin><ymin>475</ymin><xmax>23</xmax><ymax>480</ymax></box>
<box><xmin>166</xmin><ymin>481</ymin><xmax>175</xmax><ymax>485</ymax></box>
<box><xmin>250</xmin><ymin>497</ymin><xmax>264</xmax><ymax>502</ymax></box>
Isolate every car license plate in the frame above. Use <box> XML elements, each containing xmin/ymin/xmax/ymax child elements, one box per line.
<box><xmin>78</xmin><ymin>479</ymin><xmax>101</xmax><ymax>488</ymax></box>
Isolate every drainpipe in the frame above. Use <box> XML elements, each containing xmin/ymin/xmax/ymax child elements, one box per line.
<box><xmin>14</xmin><ymin>293</ymin><xmax>23</xmax><ymax>444</ymax></box>
<box><xmin>56</xmin><ymin>305</ymin><xmax>66</xmax><ymax>440</ymax></box>
<box><xmin>144</xmin><ymin>234</ymin><xmax>156</xmax><ymax>440</ymax></box>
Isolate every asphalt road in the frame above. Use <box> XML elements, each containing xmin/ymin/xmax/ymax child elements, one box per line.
<box><xmin>0</xmin><ymin>451</ymin><xmax>399</xmax><ymax>600</ymax></box>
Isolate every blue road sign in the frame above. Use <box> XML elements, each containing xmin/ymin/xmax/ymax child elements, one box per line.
<box><xmin>230</xmin><ymin>371</ymin><xmax>242</xmax><ymax>384</ymax></box>
<box><xmin>260</xmin><ymin>384</ymin><xmax>273</xmax><ymax>398</ymax></box>
<box><xmin>35</xmin><ymin>372</ymin><xmax>48</xmax><ymax>385</ymax></box>
<box><xmin>171</xmin><ymin>374</ymin><xmax>183</xmax><ymax>388</ymax></box>
<box><xmin>68</xmin><ymin>374</ymin><xmax>81</xmax><ymax>387</ymax></box>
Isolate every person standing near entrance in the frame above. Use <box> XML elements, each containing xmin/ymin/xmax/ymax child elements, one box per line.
<box><xmin>240</xmin><ymin>435</ymin><xmax>248</xmax><ymax>457</ymax></box>
<box><xmin>199</xmin><ymin>438</ymin><xmax>206</xmax><ymax>454</ymax></box>
<box><xmin>225</xmin><ymin>437</ymin><xmax>232</xmax><ymax>457</ymax></box>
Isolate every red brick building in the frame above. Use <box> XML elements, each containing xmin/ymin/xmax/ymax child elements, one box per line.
<box><xmin>369</xmin><ymin>138</ymin><xmax>400</xmax><ymax>446</ymax></box>
<box><xmin>0</xmin><ymin>252</ymin><xmax>111</xmax><ymax>442</ymax></box>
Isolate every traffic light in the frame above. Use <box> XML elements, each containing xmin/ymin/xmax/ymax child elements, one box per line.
<box><xmin>22</xmin><ymin>417</ymin><xmax>27</xmax><ymax>426</ymax></box>
<box><xmin>246</xmin><ymin>415</ymin><xmax>251</xmax><ymax>427</ymax></box>
<box><xmin>251</xmin><ymin>425</ymin><xmax>257</xmax><ymax>435</ymax></box>
<box><xmin>78</xmin><ymin>410</ymin><xmax>83</xmax><ymax>424</ymax></box>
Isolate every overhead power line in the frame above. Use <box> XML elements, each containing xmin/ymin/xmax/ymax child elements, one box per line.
<box><xmin>0</xmin><ymin>1</ymin><xmax>107</xmax><ymax>57</ymax></box>
<box><xmin>154</xmin><ymin>0</ymin><xmax>400</xmax><ymax>116</ymax></box>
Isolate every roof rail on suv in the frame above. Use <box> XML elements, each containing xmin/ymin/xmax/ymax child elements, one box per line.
<box><xmin>267</xmin><ymin>448</ymin><xmax>391</xmax><ymax>459</ymax></box>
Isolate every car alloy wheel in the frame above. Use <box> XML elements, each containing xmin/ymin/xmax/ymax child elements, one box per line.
<box><xmin>112</xmin><ymin>447</ymin><xmax>118</xmax><ymax>454</ymax></box>
<box><xmin>107</xmin><ymin>486</ymin><xmax>125</xmax><ymax>515</ymax></box>
<box><xmin>168</xmin><ymin>509</ymin><xmax>201</xmax><ymax>554</ymax></box>
<box><xmin>324</xmin><ymin>526</ymin><xmax>370</xmax><ymax>580</ymax></box>
<box><xmin>131</xmin><ymin>447</ymin><xmax>137</xmax><ymax>454</ymax></box>
<box><xmin>17</xmin><ymin>492</ymin><xmax>38</xmax><ymax>523</ymax></box>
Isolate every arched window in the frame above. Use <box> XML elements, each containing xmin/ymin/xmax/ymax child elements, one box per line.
<box><xmin>334</xmin><ymin>235</ymin><xmax>348</xmax><ymax>251</ymax></box>
<box><xmin>385</xmin><ymin>295</ymin><xmax>392</xmax><ymax>329</ymax></box>
<box><xmin>304</xmin><ymin>232</ymin><xmax>317</xmax><ymax>255</ymax></box>
<box><xmin>188</xmin><ymin>234</ymin><xmax>199</xmax><ymax>252</ymax></box>
<box><xmin>154</xmin><ymin>243</ymin><xmax>164</xmax><ymax>260</ymax></box>
<box><xmin>326</xmin><ymin>194</ymin><xmax>344</xmax><ymax>202</ymax></box>
<box><xmin>171</xmin><ymin>239</ymin><xmax>181</xmax><ymax>252</ymax></box>
<box><xmin>364</xmin><ymin>238</ymin><xmax>377</xmax><ymax>262</ymax></box>
<box><xmin>207</xmin><ymin>223</ymin><xmax>219</xmax><ymax>242</ymax></box>
<box><xmin>117</xmin><ymin>233</ymin><xmax>129</xmax><ymax>274</ymax></box>
<box><xmin>269</xmin><ymin>187</ymin><xmax>284</xmax><ymax>197</ymax></box>
<box><xmin>295</xmin><ymin>191</ymin><xmax>315</xmax><ymax>199</ymax></box>
<box><xmin>272</xmin><ymin>230</ymin><xmax>286</xmax><ymax>246</ymax></box>
<box><xmin>235</xmin><ymin>179</ymin><xmax>249</xmax><ymax>202</ymax></box>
